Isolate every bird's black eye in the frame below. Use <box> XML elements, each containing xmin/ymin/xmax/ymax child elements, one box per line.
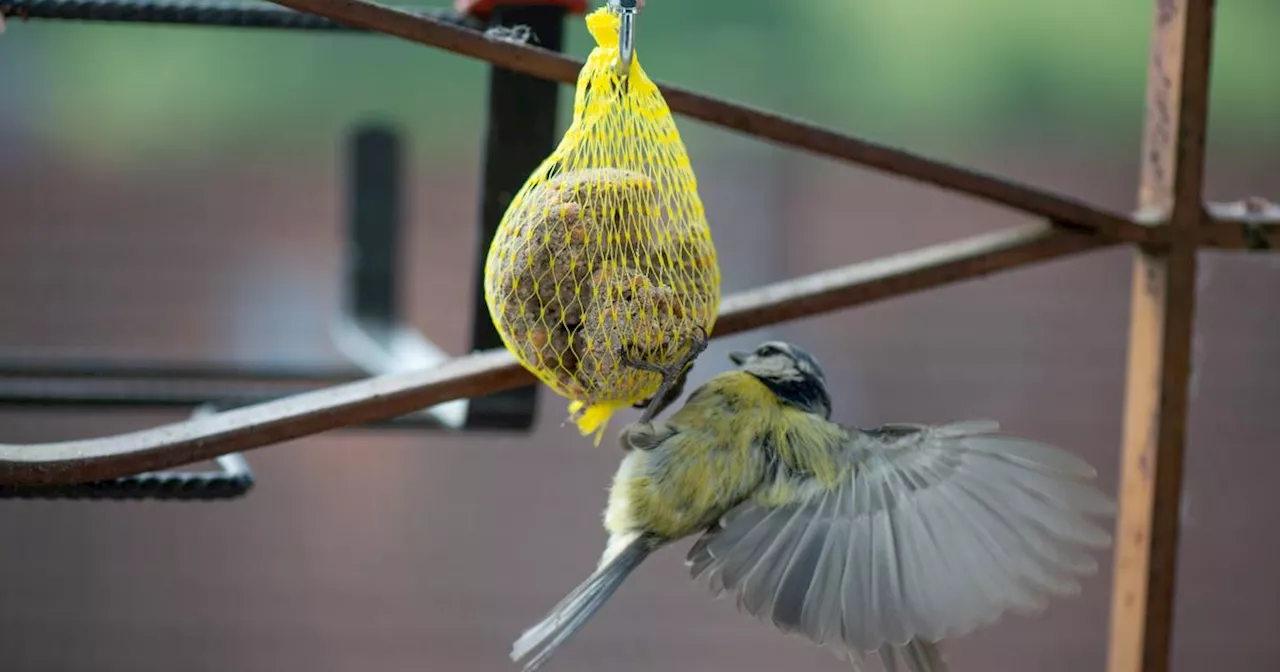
<box><xmin>757</xmin><ymin>344</ymin><xmax>782</xmax><ymax>357</ymax></box>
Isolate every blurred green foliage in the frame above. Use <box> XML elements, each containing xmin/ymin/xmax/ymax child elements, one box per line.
<box><xmin>2</xmin><ymin>0</ymin><xmax>1277</xmax><ymax>167</ymax></box>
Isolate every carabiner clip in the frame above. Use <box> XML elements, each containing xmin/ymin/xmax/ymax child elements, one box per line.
<box><xmin>609</xmin><ymin>0</ymin><xmax>638</xmax><ymax>76</ymax></box>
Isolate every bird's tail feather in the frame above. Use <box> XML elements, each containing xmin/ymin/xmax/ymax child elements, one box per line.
<box><xmin>510</xmin><ymin>534</ymin><xmax>658</xmax><ymax>672</ymax></box>
<box><xmin>880</xmin><ymin>639</ymin><xmax>947</xmax><ymax>672</ymax></box>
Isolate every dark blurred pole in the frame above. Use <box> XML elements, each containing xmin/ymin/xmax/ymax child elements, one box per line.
<box><xmin>345</xmin><ymin>124</ymin><xmax>402</xmax><ymax>349</ymax></box>
<box><xmin>463</xmin><ymin>4</ymin><xmax>571</xmax><ymax>430</ymax></box>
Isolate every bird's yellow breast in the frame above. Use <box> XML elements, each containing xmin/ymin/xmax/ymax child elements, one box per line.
<box><xmin>604</xmin><ymin>371</ymin><xmax>845</xmax><ymax>541</ymax></box>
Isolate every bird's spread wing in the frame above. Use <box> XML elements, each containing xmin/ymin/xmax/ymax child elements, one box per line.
<box><xmin>685</xmin><ymin>419</ymin><xmax>1115</xmax><ymax>661</ymax></box>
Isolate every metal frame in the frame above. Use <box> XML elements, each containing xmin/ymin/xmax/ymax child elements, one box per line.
<box><xmin>0</xmin><ymin>0</ymin><xmax>1275</xmax><ymax>669</ymax></box>
<box><xmin>0</xmin><ymin>0</ymin><xmax>575</xmax><ymax>497</ymax></box>
<box><xmin>0</xmin><ymin>1</ymin><xmax>573</xmax><ymax>432</ymax></box>
<box><xmin>0</xmin><ymin>123</ymin><xmax>471</xmax><ymax>428</ymax></box>
<box><xmin>1108</xmin><ymin>5</ymin><xmax>1215</xmax><ymax>672</ymax></box>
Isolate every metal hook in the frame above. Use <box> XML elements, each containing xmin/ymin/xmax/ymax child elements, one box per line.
<box><xmin>609</xmin><ymin>0</ymin><xmax>638</xmax><ymax>76</ymax></box>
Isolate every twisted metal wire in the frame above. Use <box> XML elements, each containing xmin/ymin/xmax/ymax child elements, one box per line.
<box><xmin>0</xmin><ymin>0</ymin><xmax>479</xmax><ymax>31</ymax></box>
<box><xmin>0</xmin><ymin>453</ymin><xmax>254</xmax><ymax>501</ymax></box>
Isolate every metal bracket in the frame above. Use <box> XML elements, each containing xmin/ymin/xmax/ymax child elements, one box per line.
<box><xmin>330</xmin><ymin>123</ymin><xmax>469</xmax><ymax>429</ymax></box>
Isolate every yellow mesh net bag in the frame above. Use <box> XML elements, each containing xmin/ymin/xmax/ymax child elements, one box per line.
<box><xmin>483</xmin><ymin>6</ymin><xmax>721</xmax><ymax>444</ymax></box>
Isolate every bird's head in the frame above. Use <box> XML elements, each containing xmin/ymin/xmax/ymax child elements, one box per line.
<box><xmin>729</xmin><ymin>341</ymin><xmax>832</xmax><ymax>419</ymax></box>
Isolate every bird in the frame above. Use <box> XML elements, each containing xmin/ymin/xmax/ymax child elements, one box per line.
<box><xmin>510</xmin><ymin>338</ymin><xmax>1117</xmax><ymax>672</ymax></box>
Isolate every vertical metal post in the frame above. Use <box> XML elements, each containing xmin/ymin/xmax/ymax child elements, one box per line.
<box><xmin>1108</xmin><ymin>2</ymin><xmax>1215</xmax><ymax>671</ymax></box>
<box><xmin>464</xmin><ymin>5</ymin><xmax>569</xmax><ymax>430</ymax></box>
<box><xmin>346</xmin><ymin>124</ymin><xmax>403</xmax><ymax>346</ymax></box>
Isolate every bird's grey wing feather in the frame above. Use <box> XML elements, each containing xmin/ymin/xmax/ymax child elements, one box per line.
<box><xmin>685</xmin><ymin>419</ymin><xmax>1115</xmax><ymax>668</ymax></box>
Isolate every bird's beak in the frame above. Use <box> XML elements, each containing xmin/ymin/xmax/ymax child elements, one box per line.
<box><xmin>729</xmin><ymin>351</ymin><xmax>749</xmax><ymax>366</ymax></box>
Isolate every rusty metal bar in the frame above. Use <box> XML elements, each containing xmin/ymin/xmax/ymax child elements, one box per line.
<box><xmin>249</xmin><ymin>0</ymin><xmax>1153</xmax><ymax>247</ymax></box>
<box><xmin>1107</xmin><ymin>1</ymin><xmax>1215</xmax><ymax>672</ymax></box>
<box><xmin>0</xmin><ymin>224</ymin><xmax>1105</xmax><ymax>487</ymax></box>
<box><xmin>9</xmin><ymin>0</ymin><xmax>1275</xmax><ymax>256</ymax></box>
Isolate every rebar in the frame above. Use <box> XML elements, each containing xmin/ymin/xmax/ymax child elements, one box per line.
<box><xmin>0</xmin><ymin>0</ymin><xmax>476</xmax><ymax>30</ymax></box>
<box><xmin>0</xmin><ymin>453</ymin><xmax>254</xmax><ymax>500</ymax></box>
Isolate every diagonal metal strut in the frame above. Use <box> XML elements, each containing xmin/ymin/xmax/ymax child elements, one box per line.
<box><xmin>0</xmin><ymin>225</ymin><xmax>1105</xmax><ymax>487</ymax></box>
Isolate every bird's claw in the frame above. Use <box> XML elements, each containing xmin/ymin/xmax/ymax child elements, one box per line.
<box><xmin>621</xmin><ymin>325</ymin><xmax>709</xmax><ymax>424</ymax></box>
<box><xmin>620</xmin><ymin>324</ymin><xmax>708</xmax><ymax>373</ymax></box>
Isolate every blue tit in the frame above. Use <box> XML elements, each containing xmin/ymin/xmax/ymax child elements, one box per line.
<box><xmin>511</xmin><ymin>340</ymin><xmax>1116</xmax><ymax>672</ymax></box>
